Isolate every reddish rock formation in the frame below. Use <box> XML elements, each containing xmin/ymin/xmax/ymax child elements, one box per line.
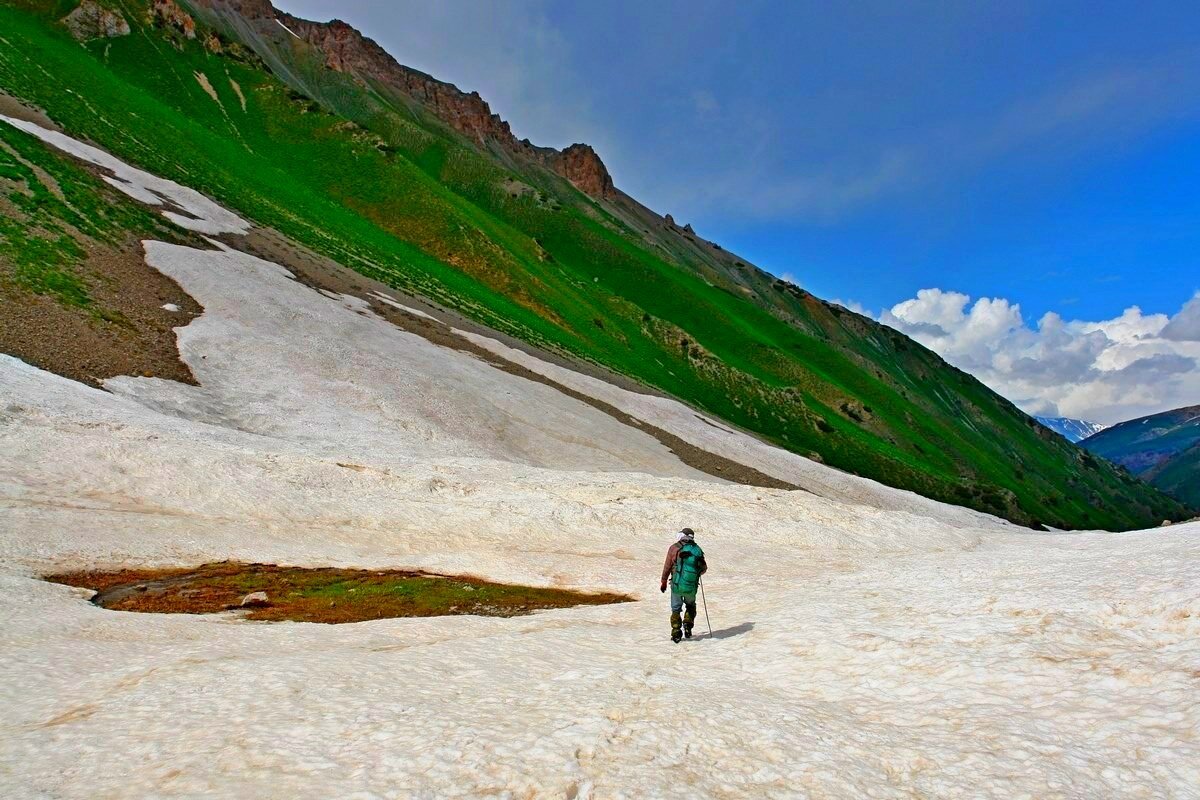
<box><xmin>62</xmin><ymin>1</ymin><xmax>131</xmax><ymax>40</ymax></box>
<box><xmin>191</xmin><ymin>0</ymin><xmax>276</xmax><ymax>18</ymax></box>
<box><xmin>196</xmin><ymin>1</ymin><xmax>617</xmax><ymax>199</ymax></box>
<box><xmin>150</xmin><ymin>0</ymin><xmax>196</xmax><ymax>39</ymax></box>
<box><xmin>279</xmin><ymin>18</ymin><xmax>532</xmax><ymax>144</ymax></box>
<box><xmin>550</xmin><ymin>144</ymin><xmax>614</xmax><ymax>200</ymax></box>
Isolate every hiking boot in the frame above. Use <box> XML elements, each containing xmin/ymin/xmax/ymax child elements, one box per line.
<box><xmin>671</xmin><ymin>630</ymin><xmax>682</xmax><ymax>643</ymax></box>
<box><xmin>683</xmin><ymin>626</ymin><xmax>693</xmax><ymax>639</ymax></box>
<box><xmin>670</xmin><ymin>611</ymin><xmax>682</xmax><ymax>643</ymax></box>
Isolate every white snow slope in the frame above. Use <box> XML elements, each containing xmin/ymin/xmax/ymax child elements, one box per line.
<box><xmin>2</xmin><ymin>119</ymin><xmax>1199</xmax><ymax>799</ymax></box>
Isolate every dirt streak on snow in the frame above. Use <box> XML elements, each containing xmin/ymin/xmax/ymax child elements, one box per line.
<box><xmin>1</xmin><ymin>119</ymin><xmax>1198</xmax><ymax>800</ymax></box>
<box><xmin>455</xmin><ymin>325</ymin><xmax>1005</xmax><ymax>527</ymax></box>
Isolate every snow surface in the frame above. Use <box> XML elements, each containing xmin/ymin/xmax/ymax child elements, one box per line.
<box><xmin>0</xmin><ymin>115</ymin><xmax>250</xmax><ymax>235</ymax></box>
<box><xmin>276</xmin><ymin>17</ymin><xmax>302</xmax><ymax>40</ymax></box>
<box><xmin>458</xmin><ymin>326</ymin><xmax>1007</xmax><ymax>528</ymax></box>
<box><xmin>1036</xmin><ymin>416</ymin><xmax>1108</xmax><ymax>444</ymax></box>
<box><xmin>2</xmin><ymin>121</ymin><xmax>1199</xmax><ymax>799</ymax></box>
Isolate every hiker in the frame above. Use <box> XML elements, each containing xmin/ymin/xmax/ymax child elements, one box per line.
<box><xmin>660</xmin><ymin>527</ymin><xmax>707</xmax><ymax>643</ymax></box>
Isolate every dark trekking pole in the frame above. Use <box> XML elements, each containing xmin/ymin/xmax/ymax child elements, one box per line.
<box><xmin>698</xmin><ymin>574</ymin><xmax>713</xmax><ymax>639</ymax></box>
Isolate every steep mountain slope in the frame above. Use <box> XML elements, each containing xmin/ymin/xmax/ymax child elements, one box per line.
<box><xmin>1082</xmin><ymin>406</ymin><xmax>1200</xmax><ymax>508</ymax></box>
<box><xmin>0</xmin><ymin>0</ymin><xmax>1189</xmax><ymax>529</ymax></box>
<box><xmin>1035</xmin><ymin>416</ymin><xmax>1107</xmax><ymax>443</ymax></box>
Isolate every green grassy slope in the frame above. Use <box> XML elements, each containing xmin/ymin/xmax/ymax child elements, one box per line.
<box><xmin>0</xmin><ymin>0</ymin><xmax>1189</xmax><ymax>529</ymax></box>
<box><xmin>1082</xmin><ymin>406</ymin><xmax>1200</xmax><ymax>509</ymax></box>
<box><xmin>1143</xmin><ymin>443</ymin><xmax>1200</xmax><ymax>509</ymax></box>
<box><xmin>0</xmin><ymin>94</ymin><xmax>204</xmax><ymax>301</ymax></box>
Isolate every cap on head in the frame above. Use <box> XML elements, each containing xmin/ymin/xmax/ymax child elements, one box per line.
<box><xmin>679</xmin><ymin>527</ymin><xmax>695</xmax><ymax>541</ymax></box>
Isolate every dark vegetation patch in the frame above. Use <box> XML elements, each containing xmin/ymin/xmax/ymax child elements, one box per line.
<box><xmin>46</xmin><ymin>561</ymin><xmax>631</xmax><ymax>624</ymax></box>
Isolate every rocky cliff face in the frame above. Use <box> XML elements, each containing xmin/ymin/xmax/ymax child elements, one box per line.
<box><xmin>151</xmin><ymin>0</ymin><xmax>196</xmax><ymax>39</ymax></box>
<box><xmin>551</xmin><ymin>144</ymin><xmax>614</xmax><ymax>200</ymax></box>
<box><xmin>62</xmin><ymin>1</ymin><xmax>132</xmax><ymax>40</ymax></box>
<box><xmin>279</xmin><ymin>18</ymin><xmax>519</xmax><ymax>143</ymax></box>
<box><xmin>191</xmin><ymin>0</ymin><xmax>274</xmax><ymax>19</ymax></box>
<box><xmin>196</xmin><ymin>1</ymin><xmax>616</xmax><ymax>199</ymax></box>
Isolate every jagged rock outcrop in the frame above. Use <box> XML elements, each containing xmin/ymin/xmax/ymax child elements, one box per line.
<box><xmin>549</xmin><ymin>144</ymin><xmax>614</xmax><ymax>200</ymax></box>
<box><xmin>151</xmin><ymin>0</ymin><xmax>196</xmax><ymax>39</ymax></box>
<box><xmin>191</xmin><ymin>0</ymin><xmax>617</xmax><ymax>199</ymax></box>
<box><xmin>277</xmin><ymin>18</ymin><xmax>509</xmax><ymax>135</ymax></box>
<box><xmin>197</xmin><ymin>0</ymin><xmax>275</xmax><ymax>17</ymax></box>
<box><xmin>62</xmin><ymin>1</ymin><xmax>131</xmax><ymax>40</ymax></box>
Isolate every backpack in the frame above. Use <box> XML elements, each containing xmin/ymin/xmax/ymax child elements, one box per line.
<box><xmin>671</xmin><ymin>541</ymin><xmax>706</xmax><ymax>594</ymax></box>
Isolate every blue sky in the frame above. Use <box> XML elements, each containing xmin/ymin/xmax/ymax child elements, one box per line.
<box><xmin>276</xmin><ymin>1</ymin><xmax>1200</xmax><ymax>422</ymax></box>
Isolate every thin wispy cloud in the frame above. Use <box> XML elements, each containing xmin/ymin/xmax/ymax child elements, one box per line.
<box><xmin>663</xmin><ymin>54</ymin><xmax>1200</xmax><ymax>223</ymax></box>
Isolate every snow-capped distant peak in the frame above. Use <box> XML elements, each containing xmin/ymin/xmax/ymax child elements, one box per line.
<box><xmin>1035</xmin><ymin>416</ymin><xmax>1108</xmax><ymax>443</ymax></box>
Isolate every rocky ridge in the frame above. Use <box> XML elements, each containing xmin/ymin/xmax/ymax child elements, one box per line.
<box><xmin>62</xmin><ymin>0</ymin><xmax>131</xmax><ymax>40</ymax></box>
<box><xmin>191</xmin><ymin>0</ymin><xmax>615</xmax><ymax>199</ymax></box>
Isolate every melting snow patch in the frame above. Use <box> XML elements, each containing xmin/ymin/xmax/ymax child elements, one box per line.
<box><xmin>193</xmin><ymin>71</ymin><xmax>222</xmax><ymax>108</ymax></box>
<box><xmin>275</xmin><ymin>18</ymin><xmax>301</xmax><ymax>39</ymax></box>
<box><xmin>371</xmin><ymin>291</ymin><xmax>438</xmax><ymax>321</ymax></box>
<box><xmin>228</xmin><ymin>78</ymin><xmax>248</xmax><ymax>112</ymax></box>
<box><xmin>161</xmin><ymin>303</ymin><xmax>180</xmax><ymax>312</ymax></box>
<box><xmin>453</xmin><ymin>326</ymin><xmax>1007</xmax><ymax>528</ymax></box>
<box><xmin>0</xmin><ymin>115</ymin><xmax>250</xmax><ymax>235</ymax></box>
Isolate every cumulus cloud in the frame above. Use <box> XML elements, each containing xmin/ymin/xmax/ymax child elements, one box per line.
<box><xmin>1161</xmin><ymin>292</ymin><xmax>1200</xmax><ymax>341</ymax></box>
<box><xmin>830</xmin><ymin>298</ymin><xmax>869</xmax><ymax>316</ymax></box>
<box><xmin>878</xmin><ymin>289</ymin><xmax>1200</xmax><ymax>424</ymax></box>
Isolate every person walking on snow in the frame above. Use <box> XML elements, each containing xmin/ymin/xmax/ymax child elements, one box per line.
<box><xmin>660</xmin><ymin>527</ymin><xmax>707</xmax><ymax>643</ymax></box>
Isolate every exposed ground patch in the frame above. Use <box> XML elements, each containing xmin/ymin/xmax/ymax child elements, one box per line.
<box><xmin>0</xmin><ymin>228</ymin><xmax>202</xmax><ymax>387</ymax></box>
<box><xmin>46</xmin><ymin>562</ymin><xmax>632</xmax><ymax>624</ymax></box>
<box><xmin>0</xmin><ymin>103</ymin><xmax>205</xmax><ymax>387</ymax></box>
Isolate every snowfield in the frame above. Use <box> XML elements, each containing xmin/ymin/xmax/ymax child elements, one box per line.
<box><xmin>1</xmin><ymin>119</ymin><xmax>1199</xmax><ymax>799</ymax></box>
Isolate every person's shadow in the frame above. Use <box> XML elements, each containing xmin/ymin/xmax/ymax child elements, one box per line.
<box><xmin>688</xmin><ymin>621</ymin><xmax>754</xmax><ymax>640</ymax></box>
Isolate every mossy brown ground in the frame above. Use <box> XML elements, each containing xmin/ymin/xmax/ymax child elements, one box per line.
<box><xmin>47</xmin><ymin>562</ymin><xmax>631</xmax><ymax>624</ymax></box>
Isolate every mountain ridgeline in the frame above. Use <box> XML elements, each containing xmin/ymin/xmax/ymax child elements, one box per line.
<box><xmin>1035</xmin><ymin>416</ymin><xmax>1107</xmax><ymax>444</ymax></box>
<box><xmin>1082</xmin><ymin>406</ymin><xmax>1200</xmax><ymax>510</ymax></box>
<box><xmin>0</xmin><ymin>0</ymin><xmax>1190</xmax><ymax>529</ymax></box>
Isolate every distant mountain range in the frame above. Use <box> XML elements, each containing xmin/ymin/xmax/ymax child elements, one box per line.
<box><xmin>1035</xmin><ymin>416</ymin><xmax>1107</xmax><ymax>443</ymax></box>
<box><xmin>1081</xmin><ymin>406</ymin><xmax>1200</xmax><ymax>510</ymax></box>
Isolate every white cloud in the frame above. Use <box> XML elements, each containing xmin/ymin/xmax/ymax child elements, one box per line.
<box><xmin>879</xmin><ymin>289</ymin><xmax>1200</xmax><ymax>424</ymax></box>
<box><xmin>1161</xmin><ymin>292</ymin><xmax>1200</xmax><ymax>341</ymax></box>
<box><xmin>830</xmin><ymin>298</ymin><xmax>869</xmax><ymax>316</ymax></box>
